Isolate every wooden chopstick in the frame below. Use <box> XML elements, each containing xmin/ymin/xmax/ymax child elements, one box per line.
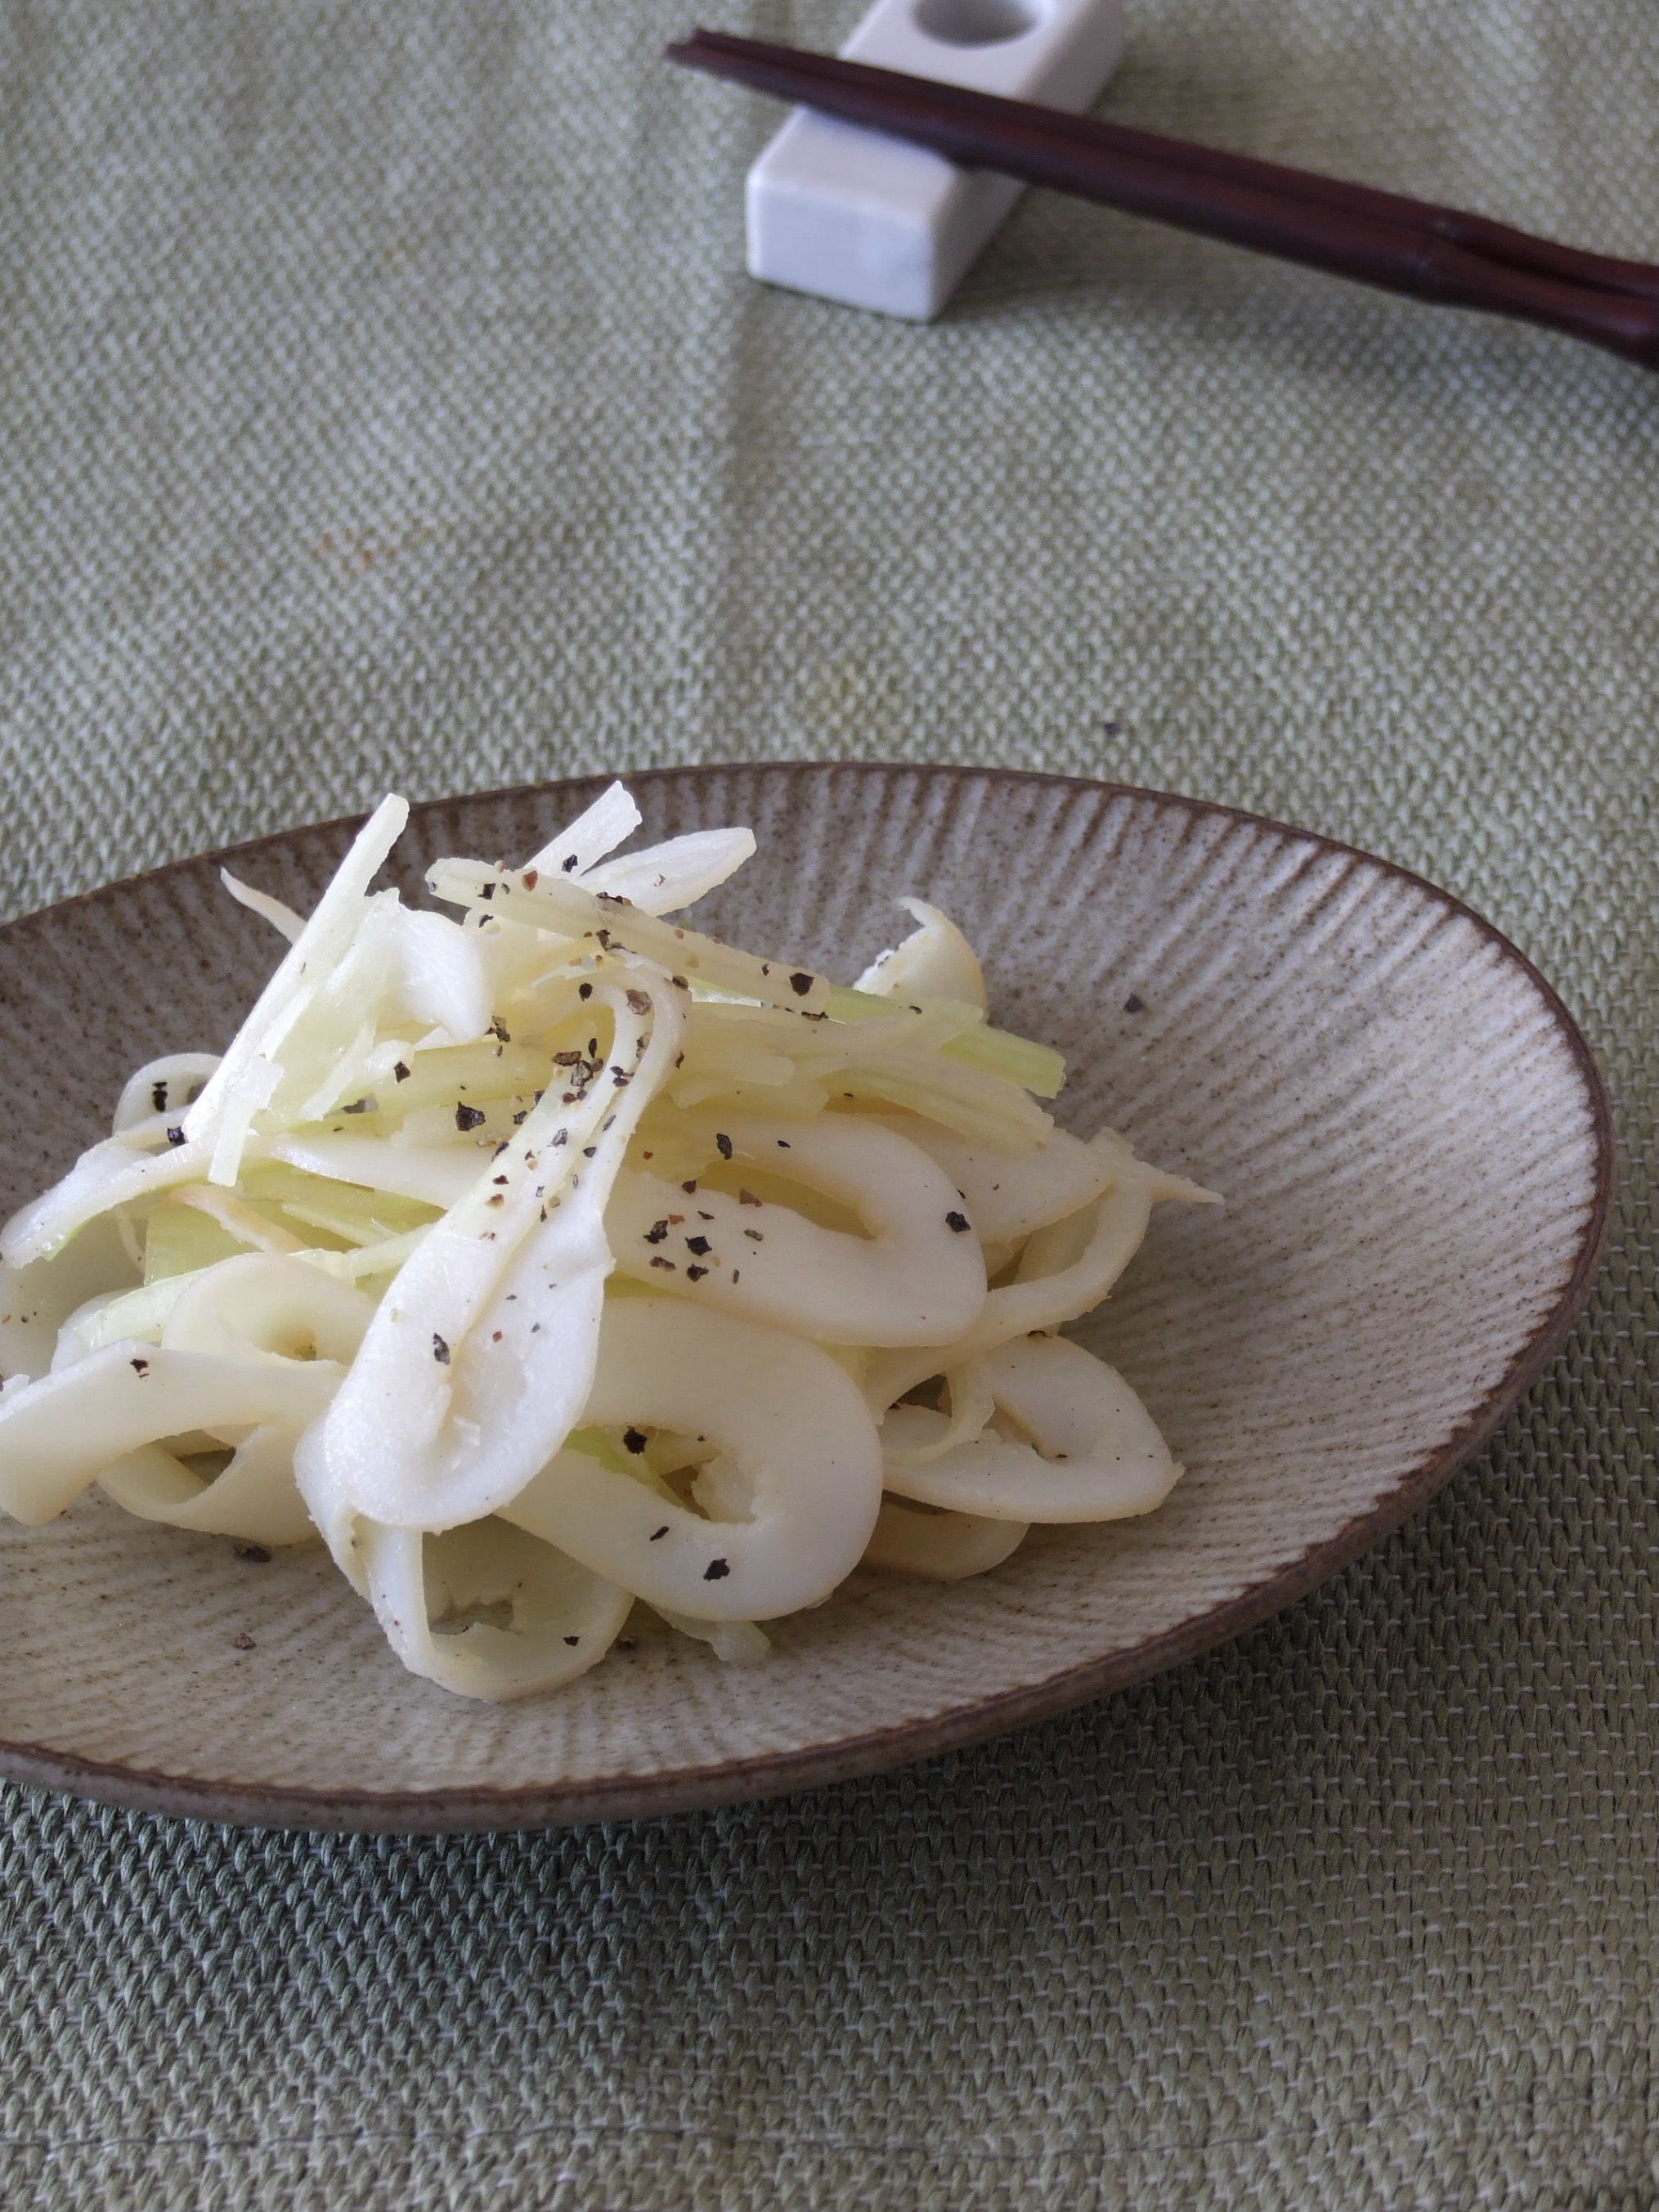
<box><xmin>667</xmin><ymin>29</ymin><xmax>1659</xmax><ymax>369</ymax></box>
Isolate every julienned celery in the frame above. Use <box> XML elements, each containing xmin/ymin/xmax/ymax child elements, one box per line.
<box><xmin>823</xmin><ymin>987</ymin><xmax>1065</xmax><ymax>1098</ymax></box>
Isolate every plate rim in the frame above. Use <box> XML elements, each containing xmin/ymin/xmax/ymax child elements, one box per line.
<box><xmin>0</xmin><ymin>762</ymin><xmax>1616</xmax><ymax>1831</ymax></box>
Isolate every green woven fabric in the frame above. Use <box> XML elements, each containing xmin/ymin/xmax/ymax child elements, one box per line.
<box><xmin>1</xmin><ymin>2</ymin><xmax>1652</xmax><ymax>2206</ymax></box>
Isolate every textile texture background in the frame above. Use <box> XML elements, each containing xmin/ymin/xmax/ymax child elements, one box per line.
<box><xmin>0</xmin><ymin>2</ymin><xmax>1653</xmax><ymax>2207</ymax></box>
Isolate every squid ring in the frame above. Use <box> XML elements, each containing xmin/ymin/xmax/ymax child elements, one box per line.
<box><xmin>608</xmin><ymin>1115</ymin><xmax>986</xmax><ymax>1347</ymax></box>
<box><xmin>881</xmin><ymin>1335</ymin><xmax>1181</xmax><ymax>1523</ymax></box>
<box><xmin>501</xmin><ymin>1298</ymin><xmax>882</xmax><ymax>1622</ymax></box>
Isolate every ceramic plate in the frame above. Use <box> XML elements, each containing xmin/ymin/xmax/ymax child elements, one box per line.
<box><xmin>0</xmin><ymin>765</ymin><xmax>1612</xmax><ymax>1829</ymax></box>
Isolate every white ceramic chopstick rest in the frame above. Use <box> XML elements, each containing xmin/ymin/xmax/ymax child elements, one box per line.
<box><xmin>745</xmin><ymin>0</ymin><xmax>1126</xmax><ymax>321</ymax></box>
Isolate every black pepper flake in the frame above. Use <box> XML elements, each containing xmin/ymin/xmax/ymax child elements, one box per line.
<box><xmin>563</xmin><ymin>1635</ymin><xmax>581</xmax><ymax>1647</ymax></box>
<box><xmin>731</xmin><ymin>1268</ymin><xmax>740</xmax><ymax>1284</ymax></box>
<box><xmin>478</xmin><ymin>882</ymin><xmax>495</xmax><ymax>900</ymax></box>
<box><xmin>685</xmin><ymin>1264</ymin><xmax>708</xmax><ymax>1281</ymax></box>
<box><xmin>715</xmin><ymin>1132</ymin><xmax>733</xmax><ymax>1160</ymax></box>
<box><xmin>233</xmin><ymin>1543</ymin><xmax>271</xmax><ymax>1563</ymax></box>
<box><xmin>697</xmin><ymin>1209</ymin><xmax>714</xmax><ymax>1222</ymax></box>
<box><xmin>489</xmin><ymin>1017</ymin><xmax>511</xmax><ymax>1042</ymax></box>
<box><xmin>625</xmin><ymin>988</ymin><xmax>651</xmax><ymax>1016</ymax></box>
<box><xmin>622</xmin><ymin>1428</ymin><xmax>648</xmax><ymax>1454</ymax></box>
<box><xmin>670</xmin><ymin>973</ymin><xmax>688</xmax><ymax>989</ymax></box>
<box><xmin>150</xmin><ymin>1079</ymin><xmax>168</xmax><ymax>1113</ymax></box>
<box><xmin>393</xmin><ymin>1061</ymin><xmax>411</xmax><ymax>1082</ymax></box>
<box><xmin>776</xmin><ymin>1139</ymin><xmax>791</xmax><ymax>1150</ymax></box>
<box><xmin>550</xmin><ymin>1129</ymin><xmax>568</xmax><ymax>1147</ymax></box>
<box><xmin>341</xmin><ymin>1096</ymin><xmax>374</xmax><ymax>1115</ymax></box>
<box><xmin>684</xmin><ymin>1236</ymin><xmax>711</xmax><ymax>1256</ymax></box>
<box><xmin>129</xmin><ymin>1357</ymin><xmax>150</xmax><ymax>1376</ymax></box>
<box><xmin>513</xmin><ymin>1109</ymin><xmax>528</xmax><ymax>1124</ymax></box>
<box><xmin>788</xmin><ymin>971</ymin><xmax>813</xmax><ymax>996</ymax></box>
<box><xmin>612</xmin><ymin>1069</ymin><xmax>630</xmax><ymax>1087</ymax></box>
<box><xmin>738</xmin><ymin>1189</ymin><xmax>762</xmax><ymax>1207</ymax></box>
<box><xmin>946</xmin><ymin>1210</ymin><xmax>971</xmax><ymax>1233</ymax></box>
<box><xmin>455</xmin><ymin>1103</ymin><xmax>486</xmax><ymax>1132</ymax></box>
<box><xmin>588</xmin><ymin>1038</ymin><xmax>599</xmax><ymax>1055</ymax></box>
<box><xmin>492</xmin><ymin>1173</ymin><xmax>509</xmax><ymax>1186</ymax></box>
<box><xmin>682</xmin><ymin>1179</ymin><xmax>697</xmax><ymax>1193</ymax></box>
<box><xmin>1123</xmin><ymin>993</ymin><xmax>1146</xmax><ymax>1014</ymax></box>
<box><xmin>650</xmin><ymin>1526</ymin><xmax>669</xmax><ymax>1541</ymax></box>
<box><xmin>649</xmin><ymin>1256</ymin><xmax>676</xmax><ymax>1271</ymax></box>
<box><xmin>594</xmin><ymin>929</ymin><xmax>614</xmax><ymax>950</ymax></box>
<box><xmin>165</xmin><ymin>1125</ymin><xmax>186</xmax><ymax>1147</ymax></box>
<box><xmin>433</xmin><ymin>1335</ymin><xmax>451</xmax><ymax>1364</ymax></box>
<box><xmin>554</xmin><ymin>1050</ymin><xmax>581</xmax><ymax>1066</ymax></box>
<box><xmin>578</xmin><ymin>980</ymin><xmax>593</xmax><ymax>999</ymax></box>
<box><xmin>232</xmin><ymin>1633</ymin><xmax>256</xmax><ymax>1651</ymax></box>
<box><xmin>582</xmin><ymin>1146</ymin><xmax>597</xmax><ymax>1158</ymax></box>
<box><xmin>562</xmin><ymin>854</ymin><xmax>580</xmax><ymax>873</ymax></box>
<box><xmin>643</xmin><ymin>1222</ymin><xmax>670</xmax><ymax>1245</ymax></box>
<box><xmin>492</xmin><ymin>1330</ymin><xmax>503</xmax><ymax>1342</ymax></box>
<box><xmin>703</xmin><ymin>1557</ymin><xmax>731</xmax><ymax>1582</ymax></box>
<box><xmin>743</xmin><ymin>1227</ymin><xmax>764</xmax><ymax>1241</ymax></box>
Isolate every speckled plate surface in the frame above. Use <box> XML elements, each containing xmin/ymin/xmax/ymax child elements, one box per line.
<box><xmin>0</xmin><ymin>765</ymin><xmax>1612</xmax><ymax>1830</ymax></box>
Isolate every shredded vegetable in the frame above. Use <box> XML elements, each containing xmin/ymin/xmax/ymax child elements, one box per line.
<box><xmin>0</xmin><ymin>785</ymin><xmax>1219</xmax><ymax>1699</ymax></box>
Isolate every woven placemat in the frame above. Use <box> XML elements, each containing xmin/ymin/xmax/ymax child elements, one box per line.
<box><xmin>1</xmin><ymin>2</ymin><xmax>1652</xmax><ymax>2205</ymax></box>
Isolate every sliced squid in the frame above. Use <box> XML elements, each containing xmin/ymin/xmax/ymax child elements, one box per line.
<box><xmin>360</xmin><ymin>1518</ymin><xmax>633</xmax><ymax>1700</ymax></box>
<box><xmin>0</xmin><ymin>775</ymin><xmax>1220</xmax><ymax>1704</ymax></box>
<box><xmin>299</xmin><ymin>964</ymin><xmax>685</xmax><ymax>1532</ymax></box>
<box><xmin>864</xmin><ymin>1138</ymin><xmax>1214</xmax><ymax>1415</ymax></box>
<box><xmin>881</xmin><ymin>1335</ymin><xmax>1181</xmax><ymax>1522</ymax></box>
<box><xmin>862</xmin><ymin>1497</ymin><xmax>1029</xmax><ymax>1581</ymax></box>
<box><xmin>98</xmin><ymin>1425</ymin><xmax>318</xmax><ymax>1548</ymax></box>
<box><xmin>113</xmin><ymin>1054</ymin><xmax>223</xmax><ymax>1138</ymax></box>
<box><xmin>877</xmin><ymin>1117</ymin><xmax>1124</xmax><ymax>1243</ymax></box>
<box><xmin>0</xmin><ymin>1213</ymin><xmax>138</xmax><ymax>1382</ymax></box>
<box><xmin>0</xmin><ymin>1342</ymin><xmax>339</xmax><ymax>1525</ymax></box>
<box><xmin>500</xmin><ymin>1298</ymin><xmax>882</xmax><ymax>1622</ymax></box>
<box><xmin>159</xmin><ymin>1253</ymin><xmax>375</xmax><ymax>1366</ymax></box>
<box><xmin>608</xmin><ymin>1113</ymin><xmax>987</xmax><ymax>1347</ymax></box>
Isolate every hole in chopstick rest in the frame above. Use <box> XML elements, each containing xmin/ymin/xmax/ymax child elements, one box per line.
<box><xmin>913</xmin><ymin>0</ymin><xmax>1041</xmax><ymax>47</ymax></box>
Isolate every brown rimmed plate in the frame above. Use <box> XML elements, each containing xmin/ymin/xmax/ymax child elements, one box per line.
<box><xmin>0</xmin><ymin>764</ymin><xmax>1612</xmax><ymax>1830</ymax></box>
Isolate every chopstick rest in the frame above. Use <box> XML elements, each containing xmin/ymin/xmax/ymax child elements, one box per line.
<box><xmin>745</xmin><ymin>0</ymin><xmax>1124</xmax><ymax>320</ymax></box>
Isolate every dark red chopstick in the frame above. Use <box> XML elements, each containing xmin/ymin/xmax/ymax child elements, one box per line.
<box><xmin>668</xmin><ymin>29</ymin><xmax>1659</xmax><ymax>369</ymax></box>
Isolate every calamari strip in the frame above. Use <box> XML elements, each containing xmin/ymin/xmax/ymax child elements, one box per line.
<box><xmin>298</xmin><ymin>962</ymin><xmax>685</xmax><ymax>1531</ymax></box>
<box><xmin>361</xmin><ymin>1518</ymin><xmax>633</xmax><ymax>1700</ymax></box>
<box><xmin>862</xmin><ymin>1498</ymin><xmax>1028</xmax><ymax>1580</ymax></box>
<box><xmin>501</xmin><ymin>1298</ymin><xmax>882</xmax><ymax>1621</ymax></box>
<box><xmin>881</xmin><ymin>1336</ymin><xmax>1181</xmax><ymax>1522</ymax></box>
<box><xmin>607</xmin><ymin>1115</ymin><xmax>987</xmax><ymax>1347</ymax></box>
